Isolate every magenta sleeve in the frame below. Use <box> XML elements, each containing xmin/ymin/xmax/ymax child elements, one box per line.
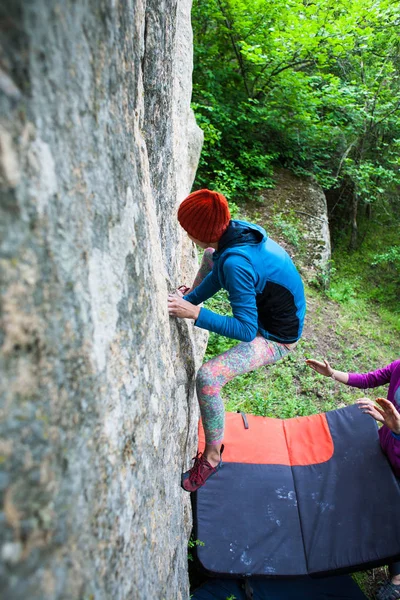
<box><xmin>347</xmin><ymin>363</ymin><xmax>394</xmax><ymax>389</ymax></box>
<box><xmin>379</xmin><ymin>426</ymin><xmax>400</xmax><ymax>478</ymax></box>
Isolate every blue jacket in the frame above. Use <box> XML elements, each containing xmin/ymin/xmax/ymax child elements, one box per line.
<box><xmin>184</xmin><ymin>220</ymin><xmax>306</xmax><ymax>343</ymax></box>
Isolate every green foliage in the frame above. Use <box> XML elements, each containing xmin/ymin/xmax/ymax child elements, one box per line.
<box><xmin>327</xmin><ymin>215</ymin><xmax>400</xmax><ymax>312</ymax></box>
<box><xmin>310</xmin><ymin>260</ymin><xmax>337</xmax><ymax>292</ymax></box>
<box><xmin>192</xmin><ymin>0</ymin><xmax>400</xmax><ymax>236</ymax></box>
<box><xmin>188</xmin><ymin>536</ymin><xmax>205</xmax><ymax>562</ymax></box>
<box><xmin>372</xmin><ymin>245</ymin><xmax>400</xmax><ymax>268</ymax></box>
<box><xmin>271</xmin><ymin>212</ymin><xmax>302</xmax><ymax>248</ymax></box>
<box><xmin>205</xmin><ymin>289</ymin><xmax>237</xmax><ymax>360</ymax></box>
<box><xmin>192</xmin><ymin>97</ymin><xmax>278</xmax><ymax>198</ymax></box>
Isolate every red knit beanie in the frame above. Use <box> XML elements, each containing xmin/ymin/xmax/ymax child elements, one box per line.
<box><xmin>177</xmin><ymin>189</ymin><xmax>231</xmax><ymax>242</ymax></box>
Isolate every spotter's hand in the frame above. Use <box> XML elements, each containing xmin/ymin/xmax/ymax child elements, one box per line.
<box><xmin>168</xmin><ymin>293</ymin><xmax>200</xmax><ymax>320</ymax></box>
<box><xmin>305</xmin><ymin>358</ymin><xmax>333</xmax><ymax>378</ymax></box>
<box><xmin>357</xmin><ymin>397</ymin><xmax>400</xmax><ymax>434</ymax></box>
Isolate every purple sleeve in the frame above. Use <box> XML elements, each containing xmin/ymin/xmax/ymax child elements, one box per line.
<box><xmin>347</xmin><ymin>362</ymin><xmax>395</xmax><ymax>389</ymax></box>
<box><xmin>379</xmin><ymin>426</ymin><xmax>400</xmax><ymax>478</ymax></box>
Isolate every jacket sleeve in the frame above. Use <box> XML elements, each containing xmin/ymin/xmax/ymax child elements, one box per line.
<box><xmin>347</xmin><ymin>362</ymin><xmax>395</xmax><ymax>389</ymax></box>
<box><xmin>194</xmin><ymin>255</ymin><xmax>259</xmax><ymax>342</ymax></box>
<box><xmin>379</xmin><ymin>426</ymin><xmax>400</xmax><ymax>478</ymax></box>
<box><xmin>183</xmin><ymin>270</ymin><xmax>221</xmax><ymax>305</ymax></box>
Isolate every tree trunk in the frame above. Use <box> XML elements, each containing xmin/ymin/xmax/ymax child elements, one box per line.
<box><xmin>349</xmin><ymin>192</ymin><xmax>359</xmax><ymax>249</ymax></box>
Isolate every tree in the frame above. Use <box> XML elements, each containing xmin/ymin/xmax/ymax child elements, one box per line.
<box><xmin>192</xmin><ymin>0</ymin><xmax>400</xmax><ymax>246</ymax></box>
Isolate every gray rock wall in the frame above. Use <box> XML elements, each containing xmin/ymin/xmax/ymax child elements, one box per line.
<box><xmin>0</xmin><ymin>1</ymin><xmax>204</xmax><ymax>599</ymax></box>
<box><xmin>255</xmin><ymin>168</ymin><xmax>331</xmax><ymax>280</ymax></box>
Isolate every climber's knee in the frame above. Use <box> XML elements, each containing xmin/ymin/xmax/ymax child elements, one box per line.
<box><xmin>196</xmin><ymin>361</ymin><xmax>217</xmax><ymax>393</ymax></box>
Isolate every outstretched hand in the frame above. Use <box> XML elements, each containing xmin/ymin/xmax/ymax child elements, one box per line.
<box><xmin>357</xmin><ymin>397</ymin><xmax>400</xmax><ymax>434</ymax></box>
<box><xmin>305</xmin><ymin>358</ymin><xmax>333</xmax><ymax>378</ymax></box>
<box><xmin>168</xmin><ymin>293</ymin><xmax>200</xmax><ymax>320</ymax></box>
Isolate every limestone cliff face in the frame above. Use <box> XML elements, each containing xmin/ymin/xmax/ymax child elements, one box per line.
<box><xmin>0</xmin><ymin>1</ymin><xmax>204</xmax><ymax>599</ymax></box>
<box><xmin>252</xmin><ymin>168</ymin><xmax>331</xmax><ymax>281</ymax></box>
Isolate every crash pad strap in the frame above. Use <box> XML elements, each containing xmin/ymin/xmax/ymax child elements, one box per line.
<box><xmin>238</xmin><ymin>411</ymin><xmax>249</xmax><ymax>429</ymax></box>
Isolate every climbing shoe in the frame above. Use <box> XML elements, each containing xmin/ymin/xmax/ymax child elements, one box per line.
<box><xmin>181</xmin><ymin>445</ymin><xmax>224</xmax><ymax>492</ymax></box>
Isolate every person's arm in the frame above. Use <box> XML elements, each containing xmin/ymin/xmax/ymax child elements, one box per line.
<box><xmin>183</xmin><ymin>270</ymin><xmax>221</xmax><ymax>305</ymax></box>
<box><xmin>346</xmin><ymin>363</ymin><xmax>394</xmax><ymax>389</ymax></box>
<box><xmin>383</xmin><ymin>437</ymin><xmax>400</xmax><ymax>478</ymax></box>
<box><xmin>168</xmin><ymin>270</ymin><xmax>222</xmax><ymax>322</ymax></box>
<box><xmin>168</xmin><ymin>293</ymin><xmax>200</xmax><ymax>320</ymax></box>
<box><xmin>194</xmin><ymin>257</ymin><xmax>259</xmax><ymax>342</ymax></box>
<box><xmin>305</xmin><ymin>359</ymin><xmax>349</xmax><ymax>384</ymax></box>
<box><xmin>357</xmin><ymin>398</ymin><xmax>400</xmax><ymax>477</ymax></box>
<box><xmin>306</xmin><ymin>359</ymin><xmax>396</xmax><ymax>389</ymax></box>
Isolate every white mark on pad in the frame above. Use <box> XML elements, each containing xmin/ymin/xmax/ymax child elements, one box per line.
<box><xmin>240</xmin><ymin>551</ymin><xmax>252</xmax><ymax>566</ymax></box>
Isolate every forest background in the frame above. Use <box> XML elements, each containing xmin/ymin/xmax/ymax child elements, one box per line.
<box><xmin>190</xmin><ymin>0</ymin><xmax>400</xmax><ymax>597</ymax></box>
